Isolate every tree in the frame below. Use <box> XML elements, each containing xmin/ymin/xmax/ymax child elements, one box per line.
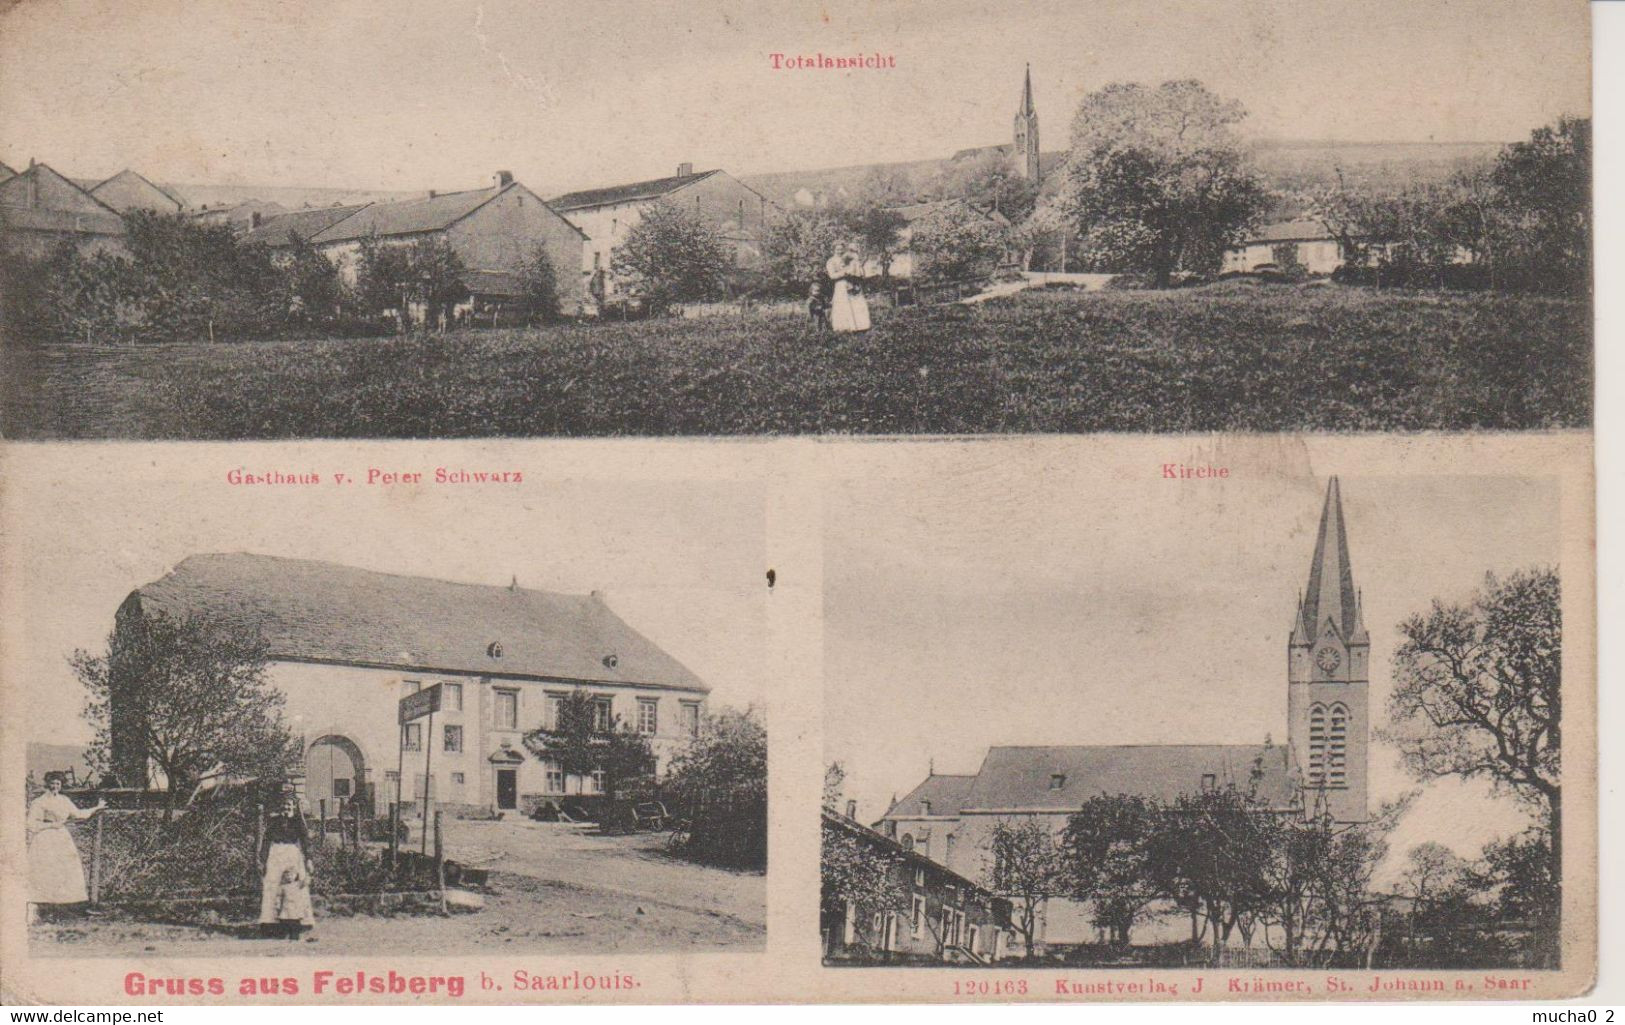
<box><xmin>760</xmin><ymin>208</ymin><xmax>846</xmax><ymax>297</ymax></box>
<box><xmin>664</xmin><ymin>706</ymin><xmax>767</xmax><ymax>869</ymax></box>
<box><xmin>1062</xmin><ymin>80</ymin><xmax>1268</xmax><ymax>285</ymax></box>
<box><xmin>1384</xmin><ymin>568</ymin><xmax>1560</xmax><ymax>956</ymax></box>
<box><xmin>516</xmin><ymin>243</ymin><xmax>563</xmax><ymax>323</ymax></box>
<box><xmin>521</xmin><ymin>689</ymin><xmax>655</xmax><ymax>805</ymax></box>
<box><xmin>353</xmin><ymin>236</ymin><xmax>469</xmax><ymax>329</ymax></box>
<box><xmin>1060</xmin><ymin>794</ymin><xmax>1159</xmax><ymax>945</ymax></box>
<box><xmin>985</xmin><ymin>818</ymin><xmax>1067</xmax><ymax>959</ymax></box>
<box><xmin>932</xmin><ymin>149</ymin><xmax>1039</xmax><ymax>223</ymax></box>
<box><xmin>1477</xmin><ymin>827</ymin><xmax>1560</xmax><ymax>967</ymax></box>
<box><xmin>283</xmin><ymin>236</ymin><xmax>343</xmax><ymax>322</ymax></box>
<box><xmin>1140</xmin><ymin>778</ymin><xmax>1279</xmax><ymax>961</ymax></box>
<box><xmin>1491</xmin><ymin>116</ymin><xmax>1590</xmax><ymax>296</ymax></box>
<box><xmin>611</xmin><ymin>200</ymin><xmax>731</xmax><ymax>308</ymax></box>
<box><xmin>72</xmin><ymin>610</ymin><xmax>300</xmax><ymax>818</ymax></box>
<box><xmin>845</xmin><ymin>205</ymin><xmax>908</xmax><ymax>284</ymax></box>
<box><xmin>909</xmin><ymin>203</ymin><xmax>1010</xmax><ymax>282</ymax></box>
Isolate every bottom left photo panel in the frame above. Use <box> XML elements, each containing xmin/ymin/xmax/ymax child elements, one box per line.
<box><xmin>1</xmin><ymin>446</ymin><xmax>771</xmax><ymax>1001</ymax></box>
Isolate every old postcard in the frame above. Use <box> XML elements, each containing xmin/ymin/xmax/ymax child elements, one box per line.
<box><xmin>0</xmin><ymin>0</ymin><xmax>1604</xmax><ymax>1010</ymax></box>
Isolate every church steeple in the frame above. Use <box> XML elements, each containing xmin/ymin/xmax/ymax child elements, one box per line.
<box><xmin>1292</xmin><ymin>477</ymin><xmax>1368</xmax><ymax>646</ymax></box>
<box><xmin>1286</xmin><ymin>477</ymin><xmax>1370</xmax><ymax>823</ymax></box>
<box><xmin>1012</xmin><ymin>64</ymin><xmax>1041</xmax><ymax>183</ymax></box>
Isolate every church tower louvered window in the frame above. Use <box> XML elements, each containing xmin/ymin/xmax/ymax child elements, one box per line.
<box><xmin>1307</xmin><ymin>704</ymin><xmax>1327</xmax><ymax>785</ymax></box>
<box><xmin>1327</xmin><ymin>704</ymin><xmax>1349</xmax><ymax>788</ymax></box>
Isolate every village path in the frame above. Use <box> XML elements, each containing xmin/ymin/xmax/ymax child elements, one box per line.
<box><xmin>956</xmin><ymin>272</ymin><xmax>1116</xmax><ymax>305</ymax></box>
<box><xmin>435</xmin><ymin>818</ymin><xmax>766</xmax><ymax>929</ymax></box>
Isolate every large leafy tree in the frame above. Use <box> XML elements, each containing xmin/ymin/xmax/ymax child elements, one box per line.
<box><xmin>521</xmin><ymin>689</ymin><xmax>654</xmax><ymax>803</ymax></box>
<box><xmin>611</xmin><ymin>200</ymin><xmax>731</xmax><ymax>307</ymax></box>
<box><xmin>909</xmin><ymin>203</ymin><xmax>1010</xmax><ymax>282</ymax></box>
<box><xmin>664</xmin><ymin>706</ymin><xmax>767</xmax><ymax>869</ymax></box>
<box><xmin>73</xmin><ymin>610</ymin><xmax>300</xmax><ymax>818</ymax></box>
<box><xmin>1062</xmin><ymin>80</ymin><xmax>1267</xmax><ymax>285</ymax></box>
<box><xmin>1060</xmin><ymin>793</ymin><xmax>1159</xmax><ymax>945</ymax></box>
<box><xmin>933</xmin><ymin>148</ymin><xmax>1040</xmax><ymax>223</ymax></box>
<box><xmin>760</xmin><ymin>208</ymin><xmax>847</xmax><ymax>297</ymax></box>
<box><xmin>985</xmin><ymin>818</ymin><xmax>1067</xmax><ymax>959</ymax></box>
<box><xmin>1383</xmin><ymin>568</ymin><xmax>1561</xmax><ymax>954</ymax></box>
<box><xmin>845</xmin><ymin>205</ymin><xmax>909</xmax><ymax>284</ymax></box>
<box><xmin>821</xmin><ymin>816</ymin><xmax>912</xmax><ymax>954</ymax></box>
<box><xmin>1491</xmin><ymin>116</ymin><xmax>1590</xmax><ymax>296</ymax></box>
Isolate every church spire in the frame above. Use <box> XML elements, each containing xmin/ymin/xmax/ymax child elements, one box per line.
<box><xmin>1295</xmin><ymin>477</ymin><xmax>1368</xmax><ymax>644</ymax></box>
<box><xmin>1020</xmin><ymin>63</ymin><xmax>1036</xmax><ymax>117</ymax></box>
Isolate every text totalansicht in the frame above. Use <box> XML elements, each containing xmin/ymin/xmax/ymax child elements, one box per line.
<box><xmin>769</xmin><ymin>52</ymin><xmax>896</xmax><ymax>70</ymax></box>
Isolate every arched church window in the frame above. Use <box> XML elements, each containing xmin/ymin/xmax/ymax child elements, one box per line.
<box><xmin>901</xmin><ymin>834</ymin><xmax>914</xmax><ymax>851</ymax></box>
<box><xmin>1308</xmin><ymin>704</ymin><xmax>1327</xmax><ymax>786</ymax></box>
<box><xmin>1328</xmin><ymin>704</ymin><xmax>1349</xmax><ymax>787</ymax></box>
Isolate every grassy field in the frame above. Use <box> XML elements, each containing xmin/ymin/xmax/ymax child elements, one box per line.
<box><xmin>0</xmin><ymin>284</ymin><xmax>1591</xmax><ymax>438</ymax></box>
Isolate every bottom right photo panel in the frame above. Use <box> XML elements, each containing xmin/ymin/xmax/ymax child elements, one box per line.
<box><xmin>820</xmin><ymin>443</ymin><xmax>1592</xmax><ymax>999</ymax></box>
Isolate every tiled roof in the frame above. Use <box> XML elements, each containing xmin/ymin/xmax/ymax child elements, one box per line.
<box><xmin>89</xmin><ymin>169</ymin><xmax>185</xmax><ymax>212</ymax></box>
<box><xmin>0</xmin><ymin>206</ymin><xmax>126</xmax><ymax>236</ymax></box>
<box><xmin>1243</xmin><ymin>220</ymin><xmax>1335</xmax><ymax>244</ymax></box>
<box><xmin>129</xmin><ymin>553</ymin><xmax>709</xmax><ymax>692</ymax></box>
<box><xmin>880</xmin><ymin>774</ymin><xmax>977</xmax><ymax>819</ymax></box>
<box><xmin>241</xmin><ymin>204</ymin><xmax>370</xmax><ymax>247</ymax></box>
<box><xmin>958</xmin><ymin>744</ymin><xmax>1297</xmax><ymax>812</ymax></box>
<box><xmin>307</xmin><ymin>187</ymin><xmax>506</xmax><ymax>243</ymax></box>
<box><xmin>549</xmin><ymin>171</ymin><xmax>717</xmax><ymax>212</ymax></box>
<box><xmin>822</xmin><ymin>810</ymin><xmax>997</xmax><ymax>899</ymax></box>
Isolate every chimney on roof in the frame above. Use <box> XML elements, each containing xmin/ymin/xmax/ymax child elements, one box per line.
<box><xmin>509</xmin><ymin>574</ymin><xmax>518</xmax><ymax>591</ymax></box>
<box><xmin>845</xmin><ymin>799</ymin><xmax>857</xmax><ymax>821</ymax></box>
<box><xmin>495</xmin><ymin>170</ymin><xmax>513</xmax><ymax>188</ymax></box>
<box><xmin>429</xmin><ymin>190</ymin><xmax>437</xmax><ymax>199</ymax></box>
<box><xmin>677</xmin><ymin>162</ymin><xmax>693</xmax><ymax>177</ymax></box>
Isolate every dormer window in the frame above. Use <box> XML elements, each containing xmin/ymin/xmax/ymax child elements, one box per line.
<box><xmin>1049</xmin><ymin>774</ymin><xmax>1066</xmax><ymax>790</ymax></box>
<box><xmin>921</xmin><ymin>800</ymin><xmax>931</xmax><ymax>815</ymax></box>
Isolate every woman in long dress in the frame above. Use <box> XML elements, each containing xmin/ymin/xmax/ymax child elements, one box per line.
<box><xmin>258</xmin><ymin>791</ymin><xmax>315</xmax><ymax>939</ymax></box>
<box><xmin>27</xmin><ymin>771</ymin><xmax>106</xmax><ymax>922</ymax></box>
<box><xmin>825</xmin><ymin>245</ymin><xmax>871</xmax><ymax>334</ymax></box>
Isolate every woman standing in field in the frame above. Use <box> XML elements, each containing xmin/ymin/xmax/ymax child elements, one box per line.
<box><xmin>258</xmin><ymin>790</ymin><xmax>315</xmax><ymax>940</ymax></box>
<box><xmin>27</xmin><ymin>771</ymin><xmax>106</xmax><ymax>923</ymax></box>
<box><xmin>825</xmin><ymin>244</ymin><xmax>871</xmax><ymax>334</ymax></box>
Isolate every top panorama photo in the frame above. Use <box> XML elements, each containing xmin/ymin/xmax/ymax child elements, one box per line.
<box><xmin>0</xmin><ymin>0</ymin><xmax>1592</xmax><ymax>439</ymax></box>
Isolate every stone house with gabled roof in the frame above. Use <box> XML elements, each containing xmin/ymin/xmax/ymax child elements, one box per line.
<box><xmin>87</xmin><ymin>168</ymin><xmax>185</xmax><ymax>215</ymax></box>
<box><xmin>822</xmin><ymin>807</ymin><xmax>1012</xmax><ymax>964</ymax></box>
<box><xmin>0</xmin><ymin>161</ymin><xmax>127</xmax><ymax>257</ymax></box>
<box><xmin>549</xmin><ymin>163</ymin><xmax>777</xmax><ymax>297</ymax></box>
<box><xmin>877</xmin><ymin>478</ymin><xmax>1370</xmax><ymax>951</ymax></box>
<box><xmin>111</xmin><ymin>553</ymin><xmax>709</xmax><ymax>817</ymax></box>
<box><xmin>247</xmin><ymin>172</ymin><xmax>589</xmax><ymax>315</ymax></box>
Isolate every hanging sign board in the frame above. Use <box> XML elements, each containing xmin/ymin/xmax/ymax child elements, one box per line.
<box><xmin>398</xmin><ymin>682</ymin><xmax>443</xmax><ymax>724</ymax></box>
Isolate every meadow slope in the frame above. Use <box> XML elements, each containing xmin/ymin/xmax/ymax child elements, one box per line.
<box><xmin>0</xmin><ymin>285</ymin><xmax>1591</xmax><ymax>439</ymax></box>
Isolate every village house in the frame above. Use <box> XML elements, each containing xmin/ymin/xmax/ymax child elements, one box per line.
<box><xmin>0</xmin><ymin>161</ymin><xmax>127</xmax><ymax>257</ymax></box>
<box><xmin>84</xmin><ymin>168</ymin><xmax>185</xmax><ymax>215</ymax></box>
<box><xmin>246</xmin><ymin>172</ymin><xmax>588</xmax><ymax>315</ymax></box>
<box><xmin>823</xmin><ymin>806</ymin><xmax>1012</xmax><ymax>965</ymax></box>
<box><xmin>109</xmin><ymin>553</ymin><xmax>710</xmax><ymax>818</ymax></box>
<box><xmin>877</xmin><ymin>478</ymin><xmax>1371</xmax><ymax>953</ymax></box>
<box><xmin>192</xmin><ymin>199</ymin><xmax>290</xmax><ymax>233</ymax></box>
<box><xmin>549</xmin><ymin>164</ymin><xmax>776</xmax><ymax>298</ymax></box>
<box><xmin>1222</xmin><ymin>220</ymin><xmax>1349</xmax><ymax>275</ymax></box>
<box><xmin>868</xmin><ymin>198</ymin><xmax>1014</xmax><ymax>280</ymax></box>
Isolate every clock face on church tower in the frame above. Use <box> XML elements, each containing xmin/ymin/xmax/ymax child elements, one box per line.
<box><xmin>1315</xmin><ymin>645</ymin><xmax>1343</xmax><ymax>673</ymax></box>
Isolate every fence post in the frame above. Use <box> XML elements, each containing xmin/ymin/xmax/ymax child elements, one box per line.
<box><xmin>433</xmin><ymin>811</ymin><xmax>447</xmax><ymax>915</ymax></box>
<box><xmin>90</xmin><ymin>814</ymin><xmax>104</xmax><ymax>905</ymax></box>
<box><xmin>319</xmin><ymin>799</ymin><xmax>327</xmax><ymax>847</ymax></box>
<box><xmin>389</xmin><ymin>801</ymin><xmax>399</xmax><ymax>872</ymax></box>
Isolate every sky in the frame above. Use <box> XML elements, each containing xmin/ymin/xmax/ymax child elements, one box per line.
<box><xmin>0</xmin><ymin>0</ymin><xmax>1591</xmax><ymax>194</ymax></box>
<box><xmin>824</xmin><ymin>467</ymin><xmax>1564</xmax><ymax>872</ymax></box>
<box><xmin>6</xmin><ymin>460</ymin><xmax>768</xmax><ymax>748</ymax></box>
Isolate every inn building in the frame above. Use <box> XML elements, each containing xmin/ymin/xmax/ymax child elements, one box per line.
<box><xmin>110</xmin><ymin>553</ymin><xmax>709</xmax><ymax>816</ymax></box>
<box><xmin>876</xmin><ymin>478</ymin><xmax>1371</xmax><ymax>949</ymax></box>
